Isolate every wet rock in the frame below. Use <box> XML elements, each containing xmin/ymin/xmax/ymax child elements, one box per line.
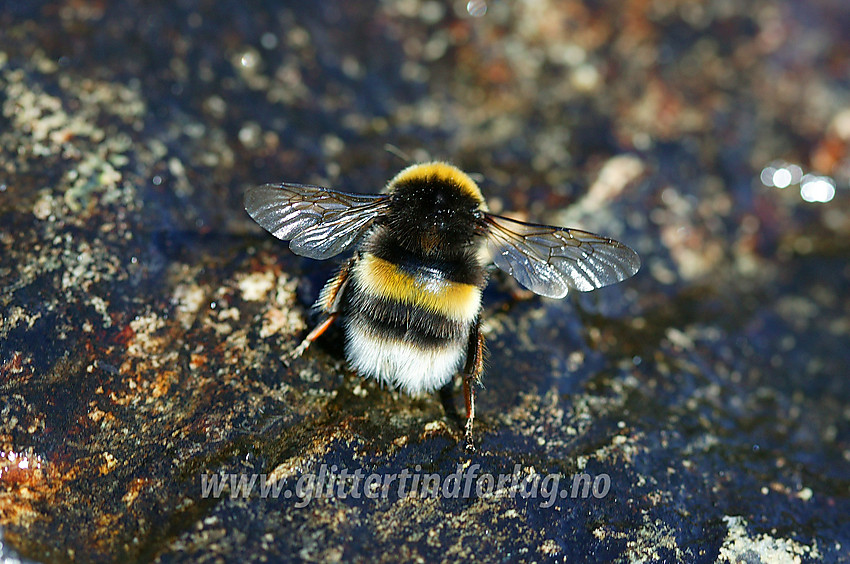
<box><xmin>1</xmin><ymin>1</ymin><xmax>848</xmax><ymax>561</ymax></box>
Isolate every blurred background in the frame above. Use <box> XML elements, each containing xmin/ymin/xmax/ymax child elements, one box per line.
<box><xmin>1</xmin><ymin>1</ymin><xmax>848</xmax><ymax>561</ymax></box>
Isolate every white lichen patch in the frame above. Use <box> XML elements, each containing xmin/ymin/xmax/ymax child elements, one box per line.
<box><xmin>717</xmin><ymin>515</ymin><xmax>821</xmax><ymax>564</ymax></box>
<box><xmin>255</xmin><ymin>271</ymin><xmax>305</xmax><ymax>339</ymax></box>
<box><xmin>0</xmin><ymin>306</ymin><xmax>43</xmax><ymax>340</ymax></box>
<box><xmin>32</xmin><ymin>191</ymin><xmax>56</xmax><ymax>220</ymax></box>
<box><xmin>126</xmin><ymin>312</ymin><xmax>167</xmax><ymax>358</ymax></box>
<box><xmin>592</xmin><ymin>514</ymin><xmax>683</xmax><ymax>562</ymax></box>
<box><xmin>170</xmin><ymin>263</ymin><xmax>207</xmax><ymax>330</ymax></box>
<box><xmin>58</xmin><ymin>239</ymin><xmax>120</xmax><ymax>296</ymax></box>
<box><xmin>238</xmin><ymin>270</ymin><xmax>276</xmax><ymax>301</ymax></box>
<box><xmin>173</xmin><ymin>282</ymin><xmax>206</xmax><ymax>315</ymax></box>
<box><xmin>260</xmin><ymin>306</ymin><xmax>305</xmax><ymax>339</ymax></box>
<box><xmin>538</xmin><ymin>539</ymin><xmax>561</xmax><ymax>556</ymax></box>
<box><xmin>2</xmin><ymin>58</ymin><xmax>145</xmax><ymax>216</ymax></box>
<box><xmin>116</xmin><ymin>309</ymin><xmax>181</xmax><ymax>403</ymax></box>
<box><xmin>89</xmin><ymin>296</ymin><xmax>112</xmax><ymax>328</ymax></box>
<box><xmin>65</xmin><ymin>153</ymin><xmax>124</xmax><ymax>212</ymax></box>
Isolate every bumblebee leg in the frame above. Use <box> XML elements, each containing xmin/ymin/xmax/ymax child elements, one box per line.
<box><xmin>290</xmin><ymin>313</ymin><xmax>339</xmax><ymax>358</ymax></box>
<box><xmin>290</xmin><ymin>256</ymin><xmax>355</xmax><ymax>358</ymax></box>
<box><xmin>315</xmin><ymin>255</ymin><xmax>357</xmax><ymax>315</ymax></box>
<box><xmin>462</xmin><ymin>317</ymin><xmax>485</xmax><ymax>449</ymax></box>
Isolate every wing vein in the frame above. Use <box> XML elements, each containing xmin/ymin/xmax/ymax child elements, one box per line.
<box><xmin>483</xmin><ymin>213</ymin><xmax>639</xmax><ymax>297</ymax></box>
<box><xmin>244</xmin><ymin>183</ymin><xmax>390</xmax><ymax>260</ymax></box>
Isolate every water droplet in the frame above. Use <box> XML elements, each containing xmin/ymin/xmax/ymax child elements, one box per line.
<box><xmin>467</xmin><ymin>0</ymin><xmax>487</xmax><ymax>17</ymax></box>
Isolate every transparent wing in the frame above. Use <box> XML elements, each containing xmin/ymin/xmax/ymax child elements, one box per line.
<box><xmin>483</xmin><ymin>213</ymin><xmax>640</xmax><ymax>298</ymax></box>
<box><xmin>244</xmin><ymin>183</ymin><xmax>389</xmax><ymax>260</ymax></box>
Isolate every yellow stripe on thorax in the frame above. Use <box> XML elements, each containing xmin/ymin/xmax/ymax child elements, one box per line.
<box><xmin>386</xmin><ymin>162</ymin><xmax>486</xmax><ymax>206</ymax></box>
<box><xmin>355</xmin><ymin>254</ymin><xmax>481</xmax><ymax>322</ymax></box>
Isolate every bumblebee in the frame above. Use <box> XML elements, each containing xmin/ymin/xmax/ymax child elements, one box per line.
<box><xmin>244</xmin><ymin>162</ymin><xmax>639</xmax><ymax>444</ymax></box>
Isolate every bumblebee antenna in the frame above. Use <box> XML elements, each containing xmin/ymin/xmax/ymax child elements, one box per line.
<box><xmin>383</xmin><ymin>144</ymin><xmax>412</xmax><ymax>164</ymax></box>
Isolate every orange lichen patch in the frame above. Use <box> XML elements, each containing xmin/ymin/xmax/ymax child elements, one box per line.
<box><xmin>0</xmin><ymin>448</ymin><xmax>55</xmax><ymax>530</ymax></box>
<box><xmin>150</xmin><ymin>369</ymin><xmax>177</xmax><ymax>398</ymax></box>
<box><xmin>121</xmin><ymin>477</ymin><xmax>151</xmax><ymax>505</ymax></box>
<box><xmin>87</xmin><ymin>404</ymin><xmax>117</xmax><ymax>426</ymax></box>
<box><xmin>189</xmin><ymin>352</ymin><xmax>207</xmax><ymax>371</ymax></box>
<box><xmin>98</xmin><ymin>452</ymin><xmax>119</xmax><ymax>475</ymax></box>
<box><xmin>0</xmin><ymin>449</ymin><xmax>46</xmax><ymax>485</ymax></box>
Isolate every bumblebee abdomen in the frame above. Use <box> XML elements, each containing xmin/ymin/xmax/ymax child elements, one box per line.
<box><xmin>342</xmin><ymin>251</ymin><xmax>482</xmax><ymax>394</ymax></box>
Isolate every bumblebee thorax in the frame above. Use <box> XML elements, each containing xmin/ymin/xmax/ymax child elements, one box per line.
<box><xmin>384</xmin><ymin>162</ymin><xmax>485</xmax><ymax>255</ymax></box>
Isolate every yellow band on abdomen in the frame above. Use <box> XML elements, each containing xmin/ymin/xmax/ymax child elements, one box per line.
<box><xmin>354</xmin><ymin>254</ymin><xmax>481</xmax><ymax>322</ymax></box>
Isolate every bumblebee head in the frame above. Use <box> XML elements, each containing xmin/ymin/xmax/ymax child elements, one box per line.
<box><xmin>385</xmin><ymin>163</ymin><xmax>486</xmax><ymax>255</ymax></box>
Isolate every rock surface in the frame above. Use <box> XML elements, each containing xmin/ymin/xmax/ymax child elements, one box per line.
<box><xmin>1</xmin><ymin>1</ymin><xmax>848</xmax><ymax>562</ymax></box>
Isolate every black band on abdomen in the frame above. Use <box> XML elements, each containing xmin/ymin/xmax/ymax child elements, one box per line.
<box><xmin>344</xmin><ymin>287</ymin><xmax>469</xmax><ymax>349</ymax></box>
